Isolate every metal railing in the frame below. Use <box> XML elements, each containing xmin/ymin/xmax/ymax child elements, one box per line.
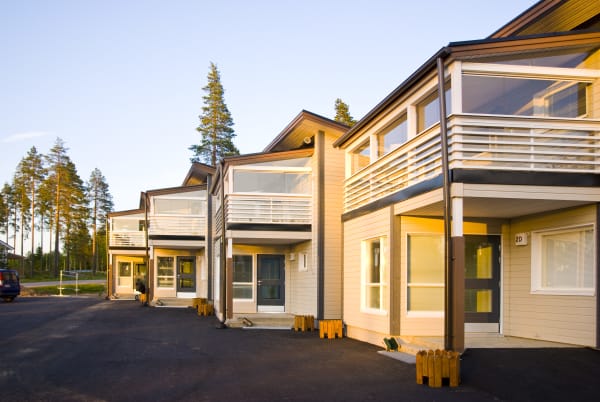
<box><xmin>344</xmin><ymin>114</ymin><xmax>600</xmax><ymax>212</ymax></box>
<box><xmin>109</xmin><ymin>231</ymin><xmax>146</xmax><ymax>247</ymax></box>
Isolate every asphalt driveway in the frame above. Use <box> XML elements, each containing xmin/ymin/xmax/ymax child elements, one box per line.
<box><xmin>2</xmin><ymin>297</ymin><xmax>599</xmax><ymax>401</ymax></box>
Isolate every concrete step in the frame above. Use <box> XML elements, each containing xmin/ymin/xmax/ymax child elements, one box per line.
<box><xmin>394</xmin><ymin>336</ymin><xmax>444</xmax><ymax>355</ymax></box>
<box><xmin>227</xmin><ymin>313</ymin><xmax>295</xmax><ymax>329</ymax></box>
<box><xmin>154</xmin><ymin>298</ymin><xmax>195</xmax><ymax>308</ymax></box>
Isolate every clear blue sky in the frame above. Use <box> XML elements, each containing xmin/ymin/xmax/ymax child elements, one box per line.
<box><xmin>1</xmin><ymin>0</ymin><xmax>538</xmax><ymax>211</ymax></box>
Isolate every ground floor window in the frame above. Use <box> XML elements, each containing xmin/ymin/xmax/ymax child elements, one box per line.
<box><xmin>157</xmin><ymin>256</ymin><xmax>174</xmax><ymax>288</ymax></box>
<box><xmin>532</xmin><ymin>224</ymin><xmax>595</xmax><ymax>295</ymax></box>
<box><xmin>233</xmin><ymin>255</ymin><xmax>253</xmax><ymax>300</ymax></box>
<box><xmin>407</xmin><ymin>234</ymin><xmax>444</xmax><ymax>313</ymax></box>
<box><xmin>362</xmin><ymin>236</ymin><xmax>387</xmax><ymax>312</ymax></box>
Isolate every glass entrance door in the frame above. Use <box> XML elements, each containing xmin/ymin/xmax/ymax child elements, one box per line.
<box><xmin>257</xmin><ymin>255</ymin><xmax>285</xmax><ymax>310</ymax></box>
<box><xmin>464</xmin><ymin>235</ymin><xmax>501</xmax><ymax>326</ymax></box>
<box><xmin>176</xmin><ymin>256</ymin><xmax>196</xmax><ymax>293</ymax></box>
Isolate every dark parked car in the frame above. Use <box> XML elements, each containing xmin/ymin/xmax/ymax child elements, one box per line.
<box><xmin>0</xmin><ymin>269</ymin><xmax>20</xmax><ymax>302</ymax></box>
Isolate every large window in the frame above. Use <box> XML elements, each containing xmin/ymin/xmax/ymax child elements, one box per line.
<box><xmin>233</xmin><ymin>255</ymin><xmax>253</xmax><ymax>300</ymax></box>
<box><xmin>157</xmin><ymin>256</ymin><xmax>174</xmax><ymax>288</ymax></box>
<box><xmin>417</xmin><ymin>86</ymin><xmax>452</xmax><ymax>133</ymax></box>
<box><xmin>407</xmin><ymin>234</ymin><xmax>444</xmax><ymax>313</ymax></box>
<box><xmin>351</xmin><ymin>140</ymin><xmax>371</xmax><ymax>174</ymax></box>
<box><xmin>233</xmin><ymin>171</ymin><xmax>310</xmax><ymax>194</ymax></box>
<box><xmin>532</xmin><ymin>225</ymin><xmax>595</xmax><ymax>295</ymax></box>
<box><xmin>377</xmin><ymin>115</ymin><xmax>407</xmax><ymax>157</ymax></box>
<box><xmin>154</xmin><ymin>194</ymin><xmax>206</xmax><ymax>215</ymax></box>
<box><xmin>462</xmin><ymin>75</ymin><xmax>589</xmax><ymax>118</ymax></box>
<box><xmin>362</xmin><ymin>237</ymin><xmax>386</xmax><ymax>312</ymax></box>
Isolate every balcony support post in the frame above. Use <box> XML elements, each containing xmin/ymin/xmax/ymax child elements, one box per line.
<box><xmin>437</xmin><ymin>54</ymin><xmax>464</xmax><ymax>352</ymax></box>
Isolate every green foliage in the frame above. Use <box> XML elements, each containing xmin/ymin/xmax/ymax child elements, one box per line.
<box><xmin>334</xmin><ymin>98</ymin><xmax>357</xmax><ymax>127</ymax></box>
<box><xmin>24</xmin><ymin>283</ymin><xmax>106</xmax><ymax>296</ymax></box>
<box><xmin>189</xmin><ymin>62</ymin><xmax>240</xmax><ymax>166</ymax></box>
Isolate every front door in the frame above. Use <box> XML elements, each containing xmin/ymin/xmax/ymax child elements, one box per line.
<box><xmin>464</xmin><ymin>235</ymin><xmax>501</xmax><ymax>331</ymax></box>
<box><xmin>176</xmin><ymin>256</ymin><xmax>196</xmax><ymax>293</ymax></box>
<box><xmin>257</xmin><ymin>254</ymin><xmax>285</xmax><ymax>312</ymax></box>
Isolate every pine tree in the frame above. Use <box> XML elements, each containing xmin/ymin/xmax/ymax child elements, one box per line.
<box><xmin>87</xmin><ymin>168</ymin><xmax>113</xmax><ymax>273</ymax></box>
<box><xmin>189</xmin><ymin>62</ymin><xmax>239</xmax><ymax>166</ymax></box>
<box><xmin>45</xmin><ymin>138</ymin><xmax>88</xmax><ymax>275</ymax></box>
<box><xmin>334</xmin><ymin>98</ymin><xmax>357</xmax><ymax>127</ymax></box>
<box><xmin>13</xmin><ymin>147</ymin><xmax>45</xmax><ymax>276</ymax></box>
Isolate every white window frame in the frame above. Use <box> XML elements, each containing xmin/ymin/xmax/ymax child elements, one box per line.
<box><xmin>406</xmin><ymin>233</ymin><xmax>445</xmax><ymax>317</ymax></box>
<box><xmin>232</xmin><ymin>254</ymin><xmax>254</xmax><ymax>301</ymax></box>
<box><xmin>156</xmin><ymin>256</ymin><xmax>175</xmax><ymax>289</ymax></box>
<box><xmin>360</xmin><ymin>236</ymin><xmax>387</xmax><ymax>315</ymax></box>
<box><xmin>531</xmin><ymin>223</ymin><xmax>596</xmax><ymax>296</ymax></box>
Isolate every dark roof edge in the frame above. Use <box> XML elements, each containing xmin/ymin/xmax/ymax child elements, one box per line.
<box><xmin>488</xmin><ymin>0</ymin><xmax>562</xmax><ymax>39</ymax></box>
<box><xmin>333</xmin><ymin>47</ymin><xmax>450</xmax><ymax>148</ymax></box>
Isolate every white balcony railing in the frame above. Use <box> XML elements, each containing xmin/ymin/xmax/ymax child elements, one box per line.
<box><xmin>225</xmin><ymin>194</ymin><xmax>312</xmax><ymax>225</ymax></box>
<box><xmin>148</xmin><ymin>215</ymin><xmax>207</xmax><ymax>236</ymax></box>
<box><xmin>109</xmin><ymin>231</ymin><xmax>146</xmax><ymax>248</ymax></box>
<box><xmin>344</xmin><ymin>115</ymin><xmax>600</xmax><ymax>212</ymax></box>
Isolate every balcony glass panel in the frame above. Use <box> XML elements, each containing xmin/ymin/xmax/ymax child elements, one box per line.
<box><xmin>463</xmin><ymin>75</ymin><xmax>589</xmax><ymax>118</ymax></box>
<box><xmin>233</xmin><ymin>171</ymin><xmax>310</xmax><ymax>194</ymax></box>
<box><xmin>417</xmin><ymin>87</ymin><xmax>451</xmax><ymax>133</ymax></box>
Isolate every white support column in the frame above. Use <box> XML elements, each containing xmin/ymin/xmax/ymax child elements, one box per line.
<box><xmin>452</xmin><ymin>197</ymin><xmax>464</xmax><ymax>237</ymax></box>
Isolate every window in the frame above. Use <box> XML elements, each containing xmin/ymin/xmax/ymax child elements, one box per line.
<box><xmin>154</xmin><ymin>197</ymin><xmax>205</xmax><ymax>215</ymax></box>
<box><xmin>233</xmin><ymin>255</ymin><xmax>253</xmax><ymax>299</ymax></box>
<box><xmin>417</xmin><ymin>86</ymin><xmax>452</xmax><ymax>133</ymax></box>
<box><xmin>462</xmin><ymin>75</ymin><xmax>589</xmax><ymax>118</ymax></box>
<box><xmin>118</xmin><ymin>262</ymin><xmax>131</xmax><ymax>286</ymax></box>
<box><xmin>362</xmin><ymin>237</ymin><xmax>386</xmax><ymax>312</ymax></box>
<box><xmin>377</xmin><ymin>115</ymin><xmax>407</xmax><ymax>157</ymax></box>
<box><xmin>351</xmin><ymin>140</ymin><xmax>371</xmax><ymax>174</ymax></box>
<box><xmin>532</xmin><ymin>225</ymin><xmax>595</xmax><ymax>295</ymax></box>
<box><xmin>407</xmin><ymin>234</ymin><xmax>444</xmax><ymax>312</ymax></box>
<box><xmin>233</xmin><ymin>171</ymin><xmax>310</xmax><ymax>194</ymax></box>
<box><xmin>157</xmin><ymin>256</ymin><xmax>174</xmax><ymax>288</ymax></box>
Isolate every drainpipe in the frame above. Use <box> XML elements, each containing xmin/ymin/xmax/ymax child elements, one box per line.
<box><xmin>144</xmin><ymin>192</ymin><xmax>151</xmax><ymax>304</ymax></box>
<box><xmin>437</xmin><ymin>54</ymin><xmax>453</xmax><ymax>351</ymax></box>
<box><xmin>217</xmin><ymin>161</ymin><xmax>228</xmax><ymax>328</ymax></box>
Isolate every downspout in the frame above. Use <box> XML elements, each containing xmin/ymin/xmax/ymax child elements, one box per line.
<box><xmin>144</xmin><ymin>192</ymin><xmax>151</xmax><ymax>304</ymax></box>
<box><xmin>317</xmin><ymin>131</ymin><xmax>325</xmax><ymax>320</ymax></box>
<box><xmin>206</xmin><ymin>174</ymin><xmax>213</xmax><ymax>300</ymax></box>
<box><xmin>437</xmin><ymin>53</ymin><xmax>453</xmax><ymax>351</ymax></box>
<box><xmin>217</xmin><ymin>161</ymin><xmax>227</xmax><ymax>328</ymax></box>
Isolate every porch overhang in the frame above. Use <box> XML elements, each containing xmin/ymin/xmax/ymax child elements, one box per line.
<box><xmin>226</xmin><ymin>229</ymin><xmax>312</xmax><ymax>245</ymax></box>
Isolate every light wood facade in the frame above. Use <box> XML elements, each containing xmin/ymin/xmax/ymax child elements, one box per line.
<box><xmin>335</xmin><ymin>1</ymin><xmax>600</xmax><ymax>350</ymax></box>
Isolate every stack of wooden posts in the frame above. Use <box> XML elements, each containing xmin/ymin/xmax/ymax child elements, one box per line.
<box><xmin>415</xmin><ymin>349</ymin><xmax>460</xmax><ymax>387</ymax></box>
<box><xmin>192</xmin><ymin>298</ymin><xmax>214</xmax><ymax>316</ymax></box>
<box><xmin>293</xmin><ymin>315</ymin><xmax>315</xmax><ymax>331</ymax></box>
<box><xmin>319</xmin><ymin>319</ymin><xmax>343</xmax><ymax>339</ymax></box>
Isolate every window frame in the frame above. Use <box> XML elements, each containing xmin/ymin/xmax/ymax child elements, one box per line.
<box><xmin>531</xmin><ymin>223</ymin><xmax>596</xmax><ymax>296</ymax></box>
<box><xmin>156</xmin><ymin>256</ymin><xmax>175</xmax><ymax>288</ymax></box>
<box><xmin>406</xmin><ymin>233</ymin><xmax>445</xmax><ymax>317</ymax></box>
<box><xmin>232</xmin><ymin>254</ymin><xmax>254</xmax><ymax>301</ymax></box>
<box><xmin>361</xmin><ymin>236</ymin><xmax>387</xmax><ymax>315</ymax></box>
<box><xmin>376</xmin><ymin>114</ymin><xmax>408</xmax><ymax>158</ymax></box>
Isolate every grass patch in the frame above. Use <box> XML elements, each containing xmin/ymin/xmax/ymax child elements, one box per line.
<box><xmin>21</xmin><ymin>271</ymin><xmax>107</xmax><ymax>283</ymax></box>
<box><xmin>23</xmin><ymin>284</ymin><xmax>106</xmax><ymax>296</ymax></box>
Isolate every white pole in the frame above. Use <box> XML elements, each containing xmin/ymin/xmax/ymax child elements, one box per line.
<box><xmin>59</xmin><ymin>270</ymin><xmax>63</xmax><ymax>296</ymax></box>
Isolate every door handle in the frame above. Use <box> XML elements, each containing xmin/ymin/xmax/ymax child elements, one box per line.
<box><xmin>257</xmin><ymin>280</ymin><xmax>263</xmax><ymax>285</ymax></box>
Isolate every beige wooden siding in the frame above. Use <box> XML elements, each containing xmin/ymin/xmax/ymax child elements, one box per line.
<box><xmin>322</xmin><ymin>131</ymin><xmax>345</xmax><ymax>318</ymax></box>
<box><xmin>504</xmin><ymin>205</ymin><xmax>597</xmax><ymax>346</ymax></box>
<box><xmin>400</xmin><ymin>217</ymin><xmax>503</xmax><ymax>336</ymax></box>
<box><xmin>343</xmin><ymin>207</ymin><xmax>392</xmax><ymax>345</ymax></box>
<box><xmin>288</xmin><ymin>241</ymin><xmax>317</xmax><ymax>315</ymax></box>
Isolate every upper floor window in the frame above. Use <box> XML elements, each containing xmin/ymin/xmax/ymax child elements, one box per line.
<box><xmin>351</xmin><ymin>140</ymin><xmax>370</xmax><ymax>175</ymax></box>
<box><xmin>417</xmin><ymin>86</ymin><xmax>452</xmax><ymax>133</ymax></box>
<box><xmin>463</xmin><ymin>75</ymin><xmax>589</xmax><ymax>118</ymax></box>
<box><xmin>233</xmin><ymin>171</ymin><xmax>310</xmax><ymax>194</ymax></box>
<box><xmin>154</xmin><ymin>197</ymin><xmax>205</xmax><ymax>215</ymax></box>
<box><xmin>377</xmin><ymin>115</ymin><xmax>407</xmax><ymax>157</ymax></box>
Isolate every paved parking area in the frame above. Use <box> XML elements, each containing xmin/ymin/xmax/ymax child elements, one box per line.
<box><xmin>2</xmin><ymin>297</ymin><xmax>599</xmax><ymax>401</ymax></box>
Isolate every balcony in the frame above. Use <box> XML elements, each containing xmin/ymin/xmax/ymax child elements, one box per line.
<box><xmin>225</xmin><ymin>194</ymin><xmax>312</xmax><ymax>225</ymax></box>
<box><xmin>344</xmin><ymin>114</ymin><xmax>600</xmax><ymax>212</ymax></box>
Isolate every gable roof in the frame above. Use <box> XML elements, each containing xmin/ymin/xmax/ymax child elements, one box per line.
<box><xmin>263</xmin><ymin>110</ymin><xmax>349</xmax><ymax>153</ymax></box>
<box><xmin>182</xmin><ymin>162</ymin><xmax>215</xmax><ymax>186</ymax></box>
